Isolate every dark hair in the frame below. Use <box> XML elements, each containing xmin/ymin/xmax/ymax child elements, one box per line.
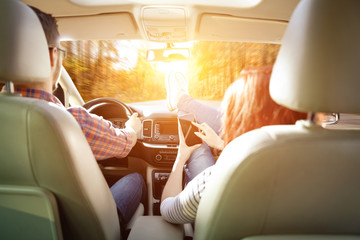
<box><xmin>29</xmin><ymin>6</ymin><xmax>60</xmax><ymax>47</ymax></box>
<box><xmin>221</xmin><ymin>65</ymin><xmax>307</xmax><ymax>146</ymax></box>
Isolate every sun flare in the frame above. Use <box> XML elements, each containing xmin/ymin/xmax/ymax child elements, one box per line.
<box><xmin>155</xmin><ymin>61</ymin><xmax>188</xmax><ymax>76</ymax></box>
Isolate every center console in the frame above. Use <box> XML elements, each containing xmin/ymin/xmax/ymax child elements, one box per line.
<box><xmin>152</xmin><ymin>170</ymin><xmax>170</xmax><ymax>215</ymax></box>
<box><xmin>142</xmin><ymin>119</ymin><xmax>179</xmax><ymax>143</ymax></box>
<box><xmin>139</xmin><ymin>115</ymin><xmax>179</xmax><ymax>214</ymax></box>
<box><xmin>139</xmin><ymin>117</ymin><xmax>180</xmax><ymax>166</ymax></box>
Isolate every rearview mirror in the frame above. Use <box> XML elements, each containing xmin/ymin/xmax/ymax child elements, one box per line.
<box><xmin>322</xmin><ymin>113</ymin><xmax>340</xmax><ymax>125</ymax></box>
<box><xmin>146</xmin><ymin>48</ymin><xmax>189</xmax><ymax>62</ymax></box>
<box><xmin>317</xmin><ymin>113</ymin><xmax>340</xmax><ymax>125</ymax></box>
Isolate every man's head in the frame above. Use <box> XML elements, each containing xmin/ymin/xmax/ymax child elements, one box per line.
<box><xmin>30</xmin><ymin>6</ymin><xmax>60</xmax><ymax>47</ymax></box>
<box><xmin>22</xmin><ymin>6</ymin><xmax>65</xmax><ymax>92</ymax></box>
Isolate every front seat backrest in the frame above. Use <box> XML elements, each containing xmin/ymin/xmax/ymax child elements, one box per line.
<box><xmin>194</xmin><ymin>0</ymin><xmax>360</xmax><ymax>239</ymax></box>
<box><xmin>0</xmin><ymin>1</ymin><xmax>120</xmax><ymax>239</ymax></box>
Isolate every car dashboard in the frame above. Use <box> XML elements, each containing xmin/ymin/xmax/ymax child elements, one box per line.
<box><xmin>132</xmin><ymin>110</ymin><xmax>181</xmax><ymax>167</ymax></box>
<box><xmin>92</xmin><ymin>99</ymin><xmax>220</xmax><ymax>215</ymax></box>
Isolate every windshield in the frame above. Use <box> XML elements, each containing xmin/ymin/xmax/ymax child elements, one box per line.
<box><xmin>62</xmin><ymin>40</ymin><xmax>280</xmax><ymax>103</ymax></box>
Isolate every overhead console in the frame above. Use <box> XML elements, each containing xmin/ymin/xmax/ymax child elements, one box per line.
<box><xmin>141</xmin><ymin>6</ymin><xmax>188</xmax><ymax>42</ymax></box>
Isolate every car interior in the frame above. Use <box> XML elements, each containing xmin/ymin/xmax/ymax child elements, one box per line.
<box><xmin>1</xmin><ymin>0</ymin><xmax>360</xmax><ymax>239</ymax></box>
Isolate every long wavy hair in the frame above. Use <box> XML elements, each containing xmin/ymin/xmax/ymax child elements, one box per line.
<box><xmin>220</xmin><ymin>65</ymin><xmax>307</xmax><ymax>146</ymax></box>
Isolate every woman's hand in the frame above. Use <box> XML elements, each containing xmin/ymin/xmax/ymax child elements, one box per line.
<box><xmin>161</xmin><ymin>120</ymin><xmax>201</xmax><ymax>202</ymax></box>
<box><xmin>192</xmin><ymin>122</ymin><xmax>225</xmax><ymax>150</ymax></box>
<box><xmin>176</xmin><ymin>120</ymin><xmax>202</xmax><ymax>166</ymax></box>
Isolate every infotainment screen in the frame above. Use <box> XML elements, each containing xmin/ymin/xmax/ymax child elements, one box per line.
<box><xmin>159</xmin><ymin>122</ymin><xmax>177</xmax><ymax>135</ymax></box>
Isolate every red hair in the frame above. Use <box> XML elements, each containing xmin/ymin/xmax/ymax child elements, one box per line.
<box><xmin>221</xmin><ymin>65</ymin><xmax>307</xmax><ymax>146</ymax></box>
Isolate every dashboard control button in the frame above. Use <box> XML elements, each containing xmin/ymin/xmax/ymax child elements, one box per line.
<box><xmin>155</xmin><ymin>154</ymin><xmax>162</xmax><ymax>161</ymax></box>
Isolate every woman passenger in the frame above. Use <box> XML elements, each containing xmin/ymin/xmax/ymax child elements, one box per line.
<box><xmin>160</xmin><ymin>65</ymin><xmax>307</xmax><ymax>223</ymax></box>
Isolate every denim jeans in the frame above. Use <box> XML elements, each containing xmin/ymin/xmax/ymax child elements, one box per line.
<box><xmin>178</xmin><ymin>94</ymin><xmax>222</xmax><ymax>183</ymax></box>
<box><xmin>184</xmin><ymin>142</ymin><xmax>215</xmax><ymax>184</ymax></box>
<box><xmin>110</xmin><ymin>173</ymin><xmax>146</xmax><ymax>227</ymax></box>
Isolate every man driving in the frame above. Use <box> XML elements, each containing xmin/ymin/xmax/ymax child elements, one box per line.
<box><xmin>3</xmin><ymin>5</ymin><xmax>146</xmax><ymax>235</ymax></box>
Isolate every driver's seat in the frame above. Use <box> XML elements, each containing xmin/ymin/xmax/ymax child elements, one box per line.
<box><xmin>0</xmin><ymin>1</ymin><xmax>120</xmax><ymax>239</ymax></box>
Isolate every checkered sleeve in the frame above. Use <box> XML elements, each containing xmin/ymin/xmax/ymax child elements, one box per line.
<box><xmin>160</xmin><ymin>166</ymin><xmax>214</xmax><ymax>224</ymax></box>
<box><xmin>68</xmin><ymin>106</ymin><xmax>133</xmax><ymax>160</ymax></box>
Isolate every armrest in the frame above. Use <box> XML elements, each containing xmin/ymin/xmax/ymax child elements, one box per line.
<box><xmin>128</xmin><ymin>216</ymin><xmax>183</xmax><ymax>240</ymax></box>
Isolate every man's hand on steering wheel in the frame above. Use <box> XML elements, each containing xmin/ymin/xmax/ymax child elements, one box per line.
<box><xmin>125</xmin><ymin>113</ymin><xmax>141</xmax><ymax>135</ymax></box>
<box><xmin>123</xmin><ymin>113</ymin><xmax>141</xmax><ymax>147</ymax></box>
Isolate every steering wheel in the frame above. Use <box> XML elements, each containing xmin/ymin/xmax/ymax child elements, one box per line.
<box><xmin>82</xmin><ymin>97</ymin><xmax>133</xmax><ymax>118</ymax></box>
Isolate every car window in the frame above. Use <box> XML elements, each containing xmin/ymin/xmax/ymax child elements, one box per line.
<box><xmin>62</xmin><ymin>40</ymin><xmax>280</xmax><ymax>103</ymax></box>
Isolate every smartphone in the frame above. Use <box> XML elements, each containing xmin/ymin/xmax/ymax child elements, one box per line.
<box><xmin>178</xmin><ymin>113</ymin><xmax>202</xmax><ymax>146</ymax></box>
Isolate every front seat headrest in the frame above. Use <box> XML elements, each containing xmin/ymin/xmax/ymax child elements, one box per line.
<box><xmin>0</xmin><ymin>0</ymin><xmax>50</xmax><ymax>83</ymax></box>
<box><xmin>270</xmin><ymin>0</ymin><xmax>360</xmax><ymax>114</ymax></box>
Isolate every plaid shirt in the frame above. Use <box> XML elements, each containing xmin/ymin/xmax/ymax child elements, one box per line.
<box><xmin>14</xmin><ymin>87</ymin><xmax>133</xmax><ymax>160</ymax></box>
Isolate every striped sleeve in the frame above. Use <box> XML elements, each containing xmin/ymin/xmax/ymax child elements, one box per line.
<box><xmin>67</xmin><ymin>106</ymin><xmax>133</xmax><ymax>160</ymax></box>
<box><xmin>160</xmin><ymin>166</ymin><xmax>214</xmax><ymax>224</ymax></box>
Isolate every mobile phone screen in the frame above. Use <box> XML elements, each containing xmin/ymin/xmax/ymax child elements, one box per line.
<box><xmin>178</xmin><ymin>113</ymin><xmax>202</xmax><ymax>146</ymax></box>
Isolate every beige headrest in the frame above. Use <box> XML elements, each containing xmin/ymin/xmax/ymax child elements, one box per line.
<box><xmin>270</xmin><ymin>0</ymin><xmax>360</xmax><ymax>113</ymax></box>
<box><xmin>0</xmin><ymin>0</ymin><xmax>50</xmax><ymax>83</ymax></box>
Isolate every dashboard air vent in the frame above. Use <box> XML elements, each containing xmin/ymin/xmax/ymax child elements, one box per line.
<box><xmin>142</xmin><ymin>120</ymin><xmax>152</xmax><ymax>138</ymax></box>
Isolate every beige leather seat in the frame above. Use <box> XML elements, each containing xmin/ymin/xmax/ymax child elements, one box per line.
<box><xmin>0</xmin><ymin>1</ymin><xmax>124</xmax><ymax>239</ymax></box>
<box><xmin>194</xmin><ymin>0</ymin><xmax>360</xmax><ymax>239</ymax></box>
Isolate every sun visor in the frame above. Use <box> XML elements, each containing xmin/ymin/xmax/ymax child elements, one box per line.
<box><xmin>58</xmin><ymin>13</ymin><xmax>139</xmax><ymax>40</ymax></box>
<box><xmin>197</xmin><ymin>14</ymin><xmax>287</xmax><ymax>43</ymax></box>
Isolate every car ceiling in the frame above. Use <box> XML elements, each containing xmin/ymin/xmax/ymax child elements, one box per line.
<box><xmin>21</xmin><ymin>0</ymin><xmax>300</xmax><ymax>43</ymax></box>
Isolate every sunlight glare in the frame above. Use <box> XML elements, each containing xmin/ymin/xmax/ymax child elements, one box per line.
<box><xmin>156</xmin><ymin>61</ymin><xmax>188</xmax><ymax>76</ymax></box>
<box><xmin>60</xmin><ymin>37</ymin><xmax>73</xmax><ymax>42</ymax></box>
<box><xmin>113</xmin><ymin>40</ymin><xmax>143</xmax><ymax>70</ymax></box>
